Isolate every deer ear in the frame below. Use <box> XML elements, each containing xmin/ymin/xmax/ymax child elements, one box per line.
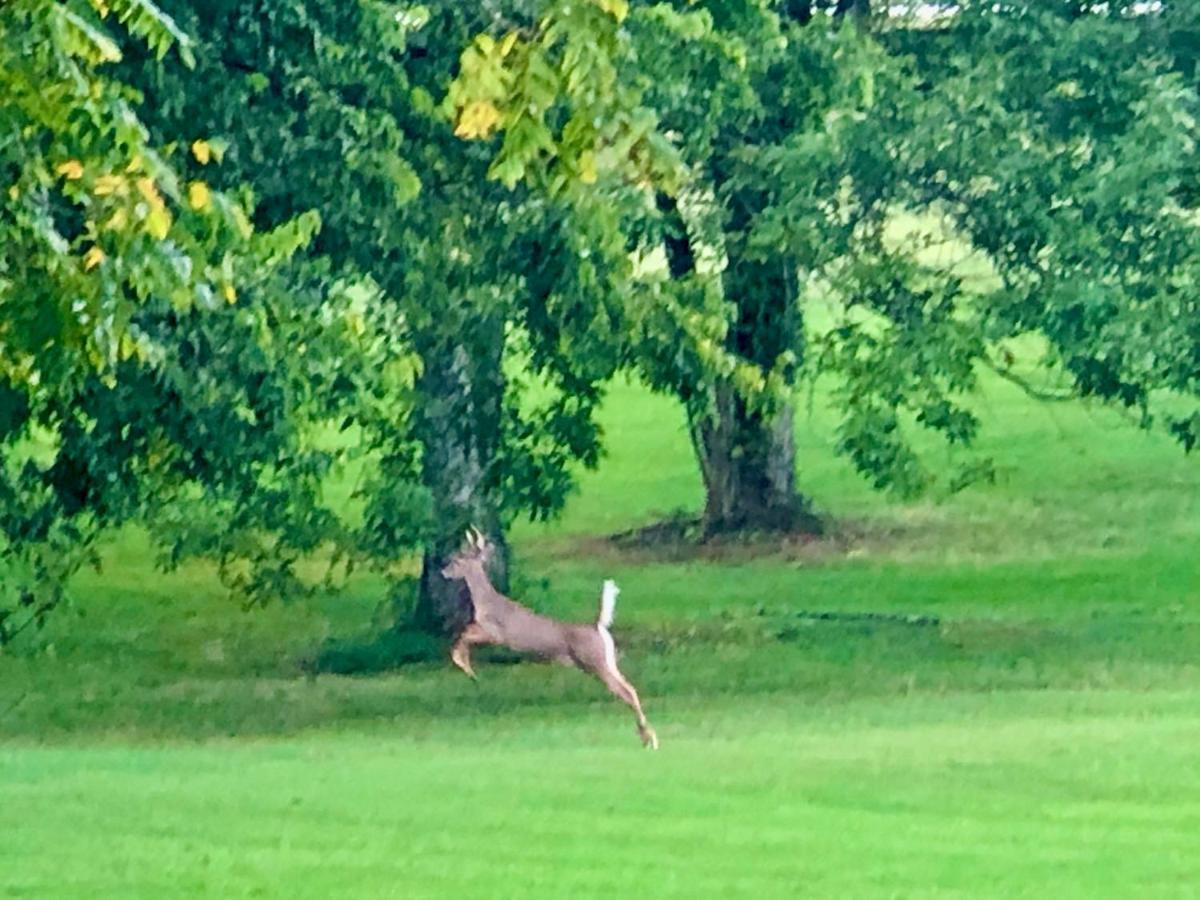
<box><xmin>463</xmin><ymin>529</ymin><xmax>474</xmax><ymax>549</ymax></box>
<box><xmin>470</xmin><ymin>526</ymin><xmax>485</xmax><ymax>548</ymax></box>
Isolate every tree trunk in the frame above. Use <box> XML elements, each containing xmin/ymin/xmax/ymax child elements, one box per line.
<box><xmin>657</xmin><ymin>192</ymin><xmax>821</xmax><ymax>536</ymax></box>
<box><xmin>691</xmin><ymin>384</ymin><xmax>817</xmax><ymax>533</ymax></box>
<box><xmin>413</xmin><ymin>335</ymin><xmax>508</xmax><ymax>634</ymax></box>
<box><xmin>694</xmin><ymin>252</ymin><xmax>820</xmax><ymax>535</ymax></box>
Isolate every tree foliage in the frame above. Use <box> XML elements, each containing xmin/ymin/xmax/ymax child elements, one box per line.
<box><xmin>114</xmin><ymin>0</ymin><xmax>728</xmax><ymax>631</ymax></box>
<box><xmin>758</xmin><ymin>1</ymin><xmax>1200</xmax><ymax>482</ymax></box>
<box><xmin>455</xmin><ymin>0</ymin><xmax>1200</xmax><ymax>522</ymax></box>
<box><xmin>0</xmin><ymin>0</ymin><xmax>309</xmax><ymax>640</ymax></box>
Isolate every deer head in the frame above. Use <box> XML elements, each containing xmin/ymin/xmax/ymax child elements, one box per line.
<box><xmin>440</xmin><ymin>526</ymin><xmax>494</xmax><ymax>580</ymax></box>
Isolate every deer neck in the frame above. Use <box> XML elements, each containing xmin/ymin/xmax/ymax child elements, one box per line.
<box><xmin>461</xmin><ymin>567</ymin><xmax>499</xmax><ymax>607</ymax></box>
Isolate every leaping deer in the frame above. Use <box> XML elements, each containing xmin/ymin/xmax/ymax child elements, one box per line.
<box><xmin>440</xmin><ymin>528</ymin><xmax>658</xmax><ymax>749</ymax></box>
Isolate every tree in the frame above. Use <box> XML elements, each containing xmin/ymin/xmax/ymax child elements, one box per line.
<box><xmin>0</xmin><ymin>0</ymin><xmax>318</xmax><ymax>641</ymax></box>
<box><xmin>758</xmin><ymin>0</ymin><xmax>1199</xmax><ymax>499</ymax></box>
<box><xmin>457</xmin><ymin>0</ymin><xmax>1200</xmax><ymax>533</ymax></box>
<box><xmin>445</xmin><ymin>0</ymin><xmax>812</xmax><ymax>533</ymax></box>
<box><xmin>118</xmin><ymin>0</ymin><xmax>719</xmax><ymax>632</ymax></box>
<box><xmin>454</xmin><ymin>0</ymin><xmax>915</xmax><ymax>531</ymax></box>
<box><xmin>1</xmin><ymin>0</ymin><xmax>730</xmax><ymax>640</ymax></box>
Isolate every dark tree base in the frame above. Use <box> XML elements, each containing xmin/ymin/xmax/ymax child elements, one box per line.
<box><xmin>701</xmin><ymin>496</ymin><xmax>824</xmax><ymax>539</ymax></box>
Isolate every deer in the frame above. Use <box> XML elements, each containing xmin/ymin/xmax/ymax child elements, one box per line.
<box><xmin>440</xmin><ymin>527</ymin><xmax>658</xmax><ymax>749</ymax></box>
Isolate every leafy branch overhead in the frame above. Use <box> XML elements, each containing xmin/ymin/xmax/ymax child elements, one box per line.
<box><xmin>445</xmin><ymin>0</ymin><xmax>683</xmax><ymax>193</ymax></box>
<box><xmin>453</xmin><ymin>0</ymin><xmax>1200</xmax><ymax>519</ymax></box>
<box><xmin>87</xmin><ymin>0</ymin><xmax>736</xmax><ymax>633</ymax></box>
<box><xmin>0</xmin><ymin>0</ymin><xmax>366</xmax><ymax>640</ymax></box>
<box><xmin>1</xmin><ymin>1</ymin><xmax>254</xmax><ymax>381</ymax></box>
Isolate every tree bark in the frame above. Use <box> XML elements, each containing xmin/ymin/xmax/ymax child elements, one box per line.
<box><xmin>692</xmin><ymin>384</ymin><xmax>816</xmax><ymax>533</ymax></box>
<box><xmin>657</xmin><ymin>193</ymin><xmax>821</xmax><ymax>536</ymax></box>
<box><xmin>413</xmin><ymin>334</ymin><xmax>508</xmax><ymax>634</ymax></box>
<box><xmin>697</xmin><ymin>252</ymin><xmax>819</xmax><ymax>535</ymax></box>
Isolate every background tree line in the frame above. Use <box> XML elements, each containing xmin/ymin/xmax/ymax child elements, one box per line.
<box><xmin>2</xmin><ymin>0</ymin><xmax>1197</xmax><ymax>641</ymax></box>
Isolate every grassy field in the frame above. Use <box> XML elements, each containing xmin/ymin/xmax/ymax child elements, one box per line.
<box><xmin>2</xmin><ymin>372</ymin><xmax>1199</xmax><ymax>898</ymax></box>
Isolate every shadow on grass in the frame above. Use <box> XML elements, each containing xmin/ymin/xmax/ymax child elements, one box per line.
<box><xmin>6</xmin><ymin>613</ymin><xmax>1198</xmax><ymax>743</ymax></box>
<box><xmin>596</xmin><ymin>510</ymin><xmax>847</xmax><ymax>564</ymax></box>
<box><xmin>306</xmin><ymin>626</ymin><xmax>525</xmax><ymax>675</ymax></box>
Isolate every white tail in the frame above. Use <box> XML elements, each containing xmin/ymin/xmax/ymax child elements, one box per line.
<box><xmin>598</xmin><ymin>579</ymin><xmax>619</xmax><ymax>629</ymax></box>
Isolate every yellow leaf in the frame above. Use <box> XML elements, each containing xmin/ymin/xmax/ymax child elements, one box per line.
<box><xmin>188</xmin><ymin>181</ymin><xmax>211</xmax><ymax>210</ymax></box>
<box><xmin>192</xmin><ymin>139</ymin><xmax>212</xmax><ymax>165</ymax></box>
<box><xmin>146</xmin><ymin>207</ymin><xmax>172</xmax><ymax>240</ymax></box>
<box><xmin>104</xmin><ymin>207</ymin><xmax>128</xmax><ymax>231</ymax></box>
<box><xmin>578</xmin><ymin>150</ymin><xmax>598</xmax><ymax>185</ymax></box>
<box><xmin>499</xmin><ymin>31</ymin><xmax>519</xmax><ymax>57</ymax></box>
<box><xmin>56</xmin><ymin>160</ymin><xmax>84</xmax><ymax>180</ymax></box>
<box><xmin>83</xmin><ymin>246</ymin><xmax>106</xmax><ymax>270</ymax></box>
<box><xmin>93</xmin><ymin>174</ymin><xmax>125</xmax><ymax>196</ymax></box>
<box><xmin>593</xmin><ymin>0</ymin><xmax>628</xmax><ymax>22</ymax></box>
<box><xmin>125</xmin><ymin>154</ymin><xmax>143</xmax><ymax>174</ymax></box>
<box><xmin>7</xmin><ymin>185</ymin><xmax>17</xmax><ymax>201</ymax></box>
<box><xmin>136</xmin><ymin>177</ymin><xmax>163</xmax><ymax>207</ymax></box>
<box><xmin>231</xmin><ymin>205</ymin><xmax>253</xmax><ymax>240</ymax></box>
<box><xmin>454</xmin><ymin>101</ymin><xmax>502</xmax><ymax>140</ymax></box>
<box><xmin>92</xmin><ymin>0</ymin><xmax>110</xmax><ymax>17</ymax></box>
<box><xmin>222</xmin><ymin>283</ymin><xmax>237</xmax><ymax>304</ymax></box>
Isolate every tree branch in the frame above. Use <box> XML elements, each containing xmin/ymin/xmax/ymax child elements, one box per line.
<box><xmin>982</xmin><ymin>359</ymin><xmax>1076</xmax><ymax>403</ymax></box>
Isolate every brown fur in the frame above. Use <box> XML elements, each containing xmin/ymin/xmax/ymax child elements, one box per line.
<box><xmin>442</xmin><ymin>529</ymin><xmax>658</xmax><ymax>748</ymax></box>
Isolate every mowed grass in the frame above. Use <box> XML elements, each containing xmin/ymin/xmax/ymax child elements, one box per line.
<box><xmin>5</xmin><ymin>689</ymin><xmax>1200</xmax><ymax>898</ymax></box>
<box><xmin>2</xmin><ymin>370</ymin><xmax>1199</xmax><ymax>897</ymax></box>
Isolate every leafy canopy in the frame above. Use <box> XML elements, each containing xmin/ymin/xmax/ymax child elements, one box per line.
<box><xmin>0</xmin><ymin>0</ymin><xmax>361</xmax><ymax>641</ymax></box>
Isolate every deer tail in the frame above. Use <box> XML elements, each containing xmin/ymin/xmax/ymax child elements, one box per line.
<box><xmin>598</xmin><ymin>579</ymin><xmax>619</xmax><ymax>630</ymax></box>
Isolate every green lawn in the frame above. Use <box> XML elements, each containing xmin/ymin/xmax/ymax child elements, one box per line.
<box><xmin>2</xmin><ymin>372</ymin><xmax>1199</xmax><ymax>897</ymax></box>
<box><xmin>5</xmin><ymin>689</ymin><xmax>1199</xmax><ymax>898</ymax></box>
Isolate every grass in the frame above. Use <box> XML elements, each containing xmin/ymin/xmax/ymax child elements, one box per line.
<box><xmin>5</xmin><ymin>690</ymin><xmax>1199</xmax><ymax>898</ymax></box>
<box><xmin>2</xmin><ymin>369</ymin><xmax>1199</xmax><ymax>897</ymax></box>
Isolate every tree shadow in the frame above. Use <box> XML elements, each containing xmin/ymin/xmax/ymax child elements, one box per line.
<box><xmin>305</xmin><ymin>625</ymin><xmax>524</xmax><ymax>675</ymax></box>
<box><xmin>598</xmin><ymin>510</ymin><xmax>849</xmax><ymax>564</ymax></box>
<box><xmin>304</xmin><ymin>626</ymin><xmax>445</xmax><ymax>675</ymax></box>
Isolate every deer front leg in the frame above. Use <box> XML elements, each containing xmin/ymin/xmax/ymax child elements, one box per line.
<box><xmin>450</xmin><ymin>623</ymin><xmax>489</xmax><ymax>680</ymax></box>
<box><xmin>599</xmin><ymin>667</ymin><xmax>659</xmax><ymax>750</ymax></box>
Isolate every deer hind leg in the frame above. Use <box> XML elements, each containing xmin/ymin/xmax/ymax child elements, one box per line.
<box><xmin>450</xmin><ymin>623</ymin><xmax>489</xmax><ymax>680</ymax></box>
<box><xmin>599</xmin><ymin>666</ymin><xmax>659</xmax><ymax>750</ymax></box>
